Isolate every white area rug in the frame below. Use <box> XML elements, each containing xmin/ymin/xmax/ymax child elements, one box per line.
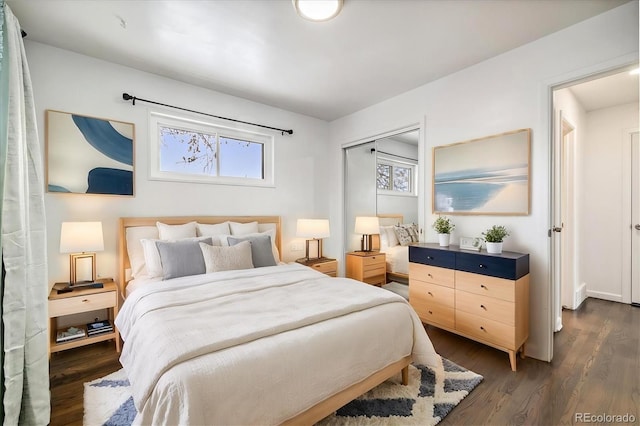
<box><xmin>84</xmin><ymin>357</ymin><xmax>481</xmax><ymax>425</ymax></box>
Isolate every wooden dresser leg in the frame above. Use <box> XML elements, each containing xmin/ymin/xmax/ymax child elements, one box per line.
<box><xmin>509</xmin><ymin>350</ymin><xmax>517</xmax><ymax>371</ymax></box>
<box><xmin>401</xmin><ymin>366</ymin><xmax>409</xmax><ymax>385</ymax></box>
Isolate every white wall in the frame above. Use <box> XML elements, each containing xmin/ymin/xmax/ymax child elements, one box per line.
<box><xmin>328</xmin><ymin>2</ymin><xmax>639</xmax><ymax>362</ymax></box>
<box><xmin>581</xmin><ymin>102</ymin><xmax>639</xmax><ymax>302</ymax></box>
<box><xmin>25</xmin><ymin>41</ymin><xmax>333</xmax><ymax>286</ymax></box>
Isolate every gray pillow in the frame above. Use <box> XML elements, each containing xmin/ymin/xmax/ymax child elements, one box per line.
<box><xmin>227</xmin><ymin>234</ymin><xmax>277</xmax><ymax>267</ymax></box>
<box><xmin>155</xmin><ymin>237</ymin><xmax>213</xmax><ymax>280</ymax></box>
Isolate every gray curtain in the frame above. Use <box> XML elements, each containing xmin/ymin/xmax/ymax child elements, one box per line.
<box><xmin>1</xmin><ymin>3</ymin><xmax>50</xmax><ymax>425</ymax></box>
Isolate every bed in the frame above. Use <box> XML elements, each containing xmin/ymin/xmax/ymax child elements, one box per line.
<box><xmin>115</xmin><ymin>216</ymin><xmax>442</xmax><ymax>425</ymax></box>
<box><xmin>373</xmin><ymin>214</ymin><xmax>412</xmax><ymax>282</ymax></box>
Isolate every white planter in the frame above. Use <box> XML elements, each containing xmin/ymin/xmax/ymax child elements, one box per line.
<box><xmin>438</xmin><ymin>233</ymin><xmax>450</xmax><ymax>247</ymax></box>
<box><xmin>485</xmin><ymin>242</ymin><xmax>503</xmax><ymax>254</ymax></box>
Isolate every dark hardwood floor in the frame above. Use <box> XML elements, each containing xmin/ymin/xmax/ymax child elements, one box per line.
<box><xmin>50</xmin><ymin>298</ymin><xmax>639</xmax><ymax>425</ymax></box>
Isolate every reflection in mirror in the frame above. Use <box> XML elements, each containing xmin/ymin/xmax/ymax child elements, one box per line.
<box><xmin>343</xmin><ymin>129</ymin><xmax>420</xmax><ymax>257</ymax></box>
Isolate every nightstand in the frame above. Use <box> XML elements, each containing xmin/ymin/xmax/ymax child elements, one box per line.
<box><xmin>295</xmin><ymin>257</ymin><xmax>338</xmax><ymax>277</ymax></box>
<box><xmin>48</xmin><ymin>278</ymin><xmax>120</xmax><ymax>356</ymax></box>
<box><xmin>346</xmin><ymin>252</ymin><xmax>387</xmax><ymax>286</ymax></box>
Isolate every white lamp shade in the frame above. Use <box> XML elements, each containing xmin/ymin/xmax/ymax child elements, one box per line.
<box><xmin>60</xmin><ymin>222</ymin><xmax>104</xmax><ymax>253</ymax></box>
<box><xmin>354</xmin><ymin>216</ymin><xmax>380</xmax><ymax>235</ymax></box>
<box><xmin>296</xmin><ymin>219</ymin><xmax>330</xmax><ymax>238</ymax></box>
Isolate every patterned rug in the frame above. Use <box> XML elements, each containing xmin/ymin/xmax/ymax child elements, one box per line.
<box><xmin>84</xmin><ymin>357</ymin><xmax>482</xmax><ymax>426</ymax></box>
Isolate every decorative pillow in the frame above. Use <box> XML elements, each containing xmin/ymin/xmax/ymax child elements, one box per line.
<box><xmin>394</xmin><ymin>225</ymin><xmax>413</xmax><ymax>246</ymax></box>
<box><xmin>219</xmin><ymin>229</ymin><xmax>280</xmax><ymax>262</ymax></box>
<box><xmin>199</xmin><ymin>241</ymin><xmax>254</xmax><ymax>273</ymax></box>
<box><xmin>229</xmin><ymin>221</ymin><xmax>259</xmax><ymax>236</ymax></box>
<box><xmin>196</xmin><ymin>222</ymin><xmax>231</xmax><ymax>237</ymax></box>
<box><xmin>156</xmin><ymin>221</ymin><xmax>197</xmax><ymax>240</ymax></box>
<box><xmin>142</xmin><ymin>236</ymin><xmax>214</xmax><ymax>278</ymax></box>
<box><xmin>125</xmin><ymin>226</ymin><xmax>158</xmax><ymax>278</ymax></box>
<box><xmin>227</xmin><ymin>234</ymin><xmax>277</xmax><ymax>267</ymax></box>
<box><xmin>155</xmin><ymin>238</ymin><xmax>213</xmax><ymax>280</ymax></box>
<box><xmin>404</xmin><ymin>223</ymin><xmax>419</xmax><ymax>242</ymax></box>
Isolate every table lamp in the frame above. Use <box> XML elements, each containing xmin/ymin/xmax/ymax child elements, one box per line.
<box><xmin>355</xmin><ymin>216</ymin><xmax>380</xmax><ymax>252</ymax></box>
<box><xmin>296</xmin><ymin>219</ymin><xmax>330</xmax><ymax>260</ymax></box>
<box><xmin>59</xmin><ymin>221</ymin><xmax>104</xmax><ymax>291</ymax></box>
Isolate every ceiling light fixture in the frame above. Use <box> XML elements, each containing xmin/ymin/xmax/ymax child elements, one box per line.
<box><xmin>293</xmin><ymin>0</ymin><xmax>343</xmax><ymax>22</ymax></box>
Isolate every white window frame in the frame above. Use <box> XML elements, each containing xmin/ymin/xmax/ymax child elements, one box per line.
<box><xmin>376</xmin><ymin>154</ymin><xmax>418</xmax><ymax>197</ymax></box>
<box><xmin>149</xmin><ymin>111</ymin><xmax>275</xmax><ymax>187</ymax></box>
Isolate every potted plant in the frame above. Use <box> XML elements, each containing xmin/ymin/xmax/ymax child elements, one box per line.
<box><xmin>432</xmin><ymin>216</ymin><xmax>455</xmax><ymax>247</ymax></box>
<box><xmin>482</xmin><ymin>225</ymin><xmax>510</xmax><ymax>254</ymax></box>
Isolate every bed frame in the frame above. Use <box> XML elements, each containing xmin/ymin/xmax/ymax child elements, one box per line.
<box><xmin>117</xmin><ymin>215</ymin><xmax>410</xmax><ymax>424</ymax></box>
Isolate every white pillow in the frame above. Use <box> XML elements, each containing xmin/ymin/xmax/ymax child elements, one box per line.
<box><xmin>382</xmin><ymin>225</ymin><xmax>399</xmax><ymax>247</ymax></box>
<box><xmin>378</xmin><ymin>226</ymin><xmax>389</xmax><ymax>250</ymax></box>
<box><xmin>157</xmin><ymin>221</ymin><xmax>197</xmax><ymax>240</ymax></box>
<box><xmin>200</xmin><ymin>241</ymin><xmax>254</xmax><ymax>273</ymax></box>
<box><xmin>125</xmin><ymin>226</ymin><xmax>159</xmax><ymax>278</ymax></box>
<box><xmin>196</xmin><ymin>222</ymin><xmax>231</xmax><ymax>237</ymax></box>
<box><xmin>219</xmin><ymin>228</ymin><xmax>280</xmax><ymax>262</ymax></box>
<box><xmin>142</xmin><ymin>236</ymin><xmax>218</xmax><ymax>278</ymax></box>
<box><xmin>229</xmin><ymin>221</ymin><xmax>259</xmax><ymax>236</ymax></box>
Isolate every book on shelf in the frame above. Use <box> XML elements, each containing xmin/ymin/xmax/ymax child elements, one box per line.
<box><xmin>56</xmin><ymin>326</ymin><xmax>86</xmax><ymax>343</ymax></box>
<box><xmin>86</xmin><ymin>320</ymin><xmax>113</xmax><ymax>336</ymax></box>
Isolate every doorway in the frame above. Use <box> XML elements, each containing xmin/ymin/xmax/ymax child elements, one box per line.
<box><xmin>551</xmin><ymin>65</ymin><xmax>640</xmax><ymax>331</ymax></box>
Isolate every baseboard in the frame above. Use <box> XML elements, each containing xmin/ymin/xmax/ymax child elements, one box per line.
<box><xmin>585</xmin><ymin>289</ymin><xmax>622</xmax><ymax>303</ymax></box>
<box><xmin>574</xmin><ymin>283</ymin><xmax>588</xmax><ymax>308</ymax></box>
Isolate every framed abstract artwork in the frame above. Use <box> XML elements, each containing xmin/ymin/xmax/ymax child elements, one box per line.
<box><xmin>46</xmin><ymin>110</ymin><xmax>135</xmax><ymax>196</ymax></box>
<box><xmin>433</xmin><ymin>128</ymin><xmax>531</xmax><ymax>215</ymax></box>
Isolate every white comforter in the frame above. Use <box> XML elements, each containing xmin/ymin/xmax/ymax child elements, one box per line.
<box><xmin>116</xmin><ymin>263</ymin><xmax>441</xmax><ymax>425</ymax></box>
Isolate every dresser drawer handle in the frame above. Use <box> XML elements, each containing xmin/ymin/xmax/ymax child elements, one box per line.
<box><xmin>480</xmin><ymin>284</ymin><xmax>487</xmax><ymax>290</ymax></box>
<box><xmin>427</xmin><ymin>273</ymin><xmax>433</xmax><ymax>278</ymax></box>
<box><xmin>480</xmin><ymin>326</ymin><xmax>486</xmax><ymax>331</ymax></box>
<box><xmin>480</xmin><ymin>304</ymin><xmax>487</xmax><ymax>310</ymax></box>
<box><xmin>82</xmin><ymin>299</ymin><xmax>89</xmax><ymax>303</ymax></box>
<box><xmin>427</xmin><ymin>256</ymin><xmax>433</xmax><ymax>260</ymax></box>
<box><xmin>427</xmin><ymin>291</ymin><xmax>433</xmax><ymax>296</ymax></box>
<box><xmin>479</xmin><ymin>264</ymin><xmax>485</xmax><ymax>268</ymax></box>
<box><xmin>428</xmin><ymin>310</ymin><xmax>433</xmax><ymax>314</ymax></box>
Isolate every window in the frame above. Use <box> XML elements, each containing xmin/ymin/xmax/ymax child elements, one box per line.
<box><xmin>150</xmin><ymin>112</ymin><xmax>274</xmax><ymax>187</ymax></box>
<box><xmin>376</xmin><ymin>155</ymin><xmax>417</xmax><ymax>196</ymax></box>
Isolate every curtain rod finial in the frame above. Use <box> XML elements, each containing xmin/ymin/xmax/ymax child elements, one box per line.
<box><xmin>122</xmin><ymin>93</ymin><xmax>133</xmax><ymax>101</ymax></box>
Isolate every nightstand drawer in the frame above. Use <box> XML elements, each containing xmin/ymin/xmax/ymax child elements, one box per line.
<box><xmin>310</xmin><ymin>260</ymin><xmax>337</xmax><ymax>275</ymax></box>
<box><xmin>362</xmin><ymin>255</ymin><xmax>385</xmax><ymax>268</ymax></box>
<box><xmin>49</xmin><ymin>291</ymin><xmax>116</xmax><ymax>317</ymax></box>
<box><xmin>409</xmin><ymin>263</ymin><xmax>454</xmax><ymax>288</ymax></box>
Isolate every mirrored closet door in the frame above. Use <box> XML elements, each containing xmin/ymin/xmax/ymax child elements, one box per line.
<box><xmin>344</xmin><ymin>129</ymin><xmax>420</xmax><ymax>254</ymax></box>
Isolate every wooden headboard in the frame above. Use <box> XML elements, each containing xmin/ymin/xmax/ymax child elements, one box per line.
<box><xmin>117</xmin><ymin>216</ymin><xmax>282</xmax><ymax>296</ymax></box>
<box><xmin>372</xmin><ymin>214</ymin><xmax>404</xmax><ymax>251</ymax></box>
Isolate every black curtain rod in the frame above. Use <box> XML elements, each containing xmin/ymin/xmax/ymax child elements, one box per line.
<box><xmin>122</xmin><ymin>93</ymin><xmax>293</xmax><ymax>135</ymax></box>
<box><xmin>21</xmin><ymin>30</ymin><xmax>27</xmax><ymax>38</ymax></box>
<box><xmin>370</xmin><ymin>148</ymin><xmax>417</xmax><ymax>162</ymax></box>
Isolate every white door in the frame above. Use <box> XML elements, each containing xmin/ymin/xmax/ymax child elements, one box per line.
<box><xmin>551</xmin><ymin>109</ymin><xmax>564</xmax><ymax>331</ymax></box>
<box><xmin>632</xmin><ymin>132</ymin><xmax>640</xmax><ymax>306</ymax></box>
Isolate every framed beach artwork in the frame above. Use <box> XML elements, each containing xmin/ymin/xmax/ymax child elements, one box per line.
<box><xmin>432</xmin><ymin>128</ymin><xmax>531</xmax><ymax>215</ymax></box>
<box><xmin>46</xmin><ymin>110</ymin><xmax>134</xmax><ymax>196</ymax></box>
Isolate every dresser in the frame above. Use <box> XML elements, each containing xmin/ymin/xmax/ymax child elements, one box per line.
<box><xmin>346</xmin><ymin>252</ymin><xmax>386</xmax><ymax>286</ymax></box>
<box><xmin>409</xmin><ymin>244</ymin><xmax>529</xmax><ymax>371</ymax></box>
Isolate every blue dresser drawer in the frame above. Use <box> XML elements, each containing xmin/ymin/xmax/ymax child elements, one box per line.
<box><xmin>456</xmin><ymin>251</ymin><xmax>529</xmax><ymax>280</ymax></box>
<box><xmin>409</xmin><ymin>245</ymin><xmax>456</xmax><ymax>269</ymax></box>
